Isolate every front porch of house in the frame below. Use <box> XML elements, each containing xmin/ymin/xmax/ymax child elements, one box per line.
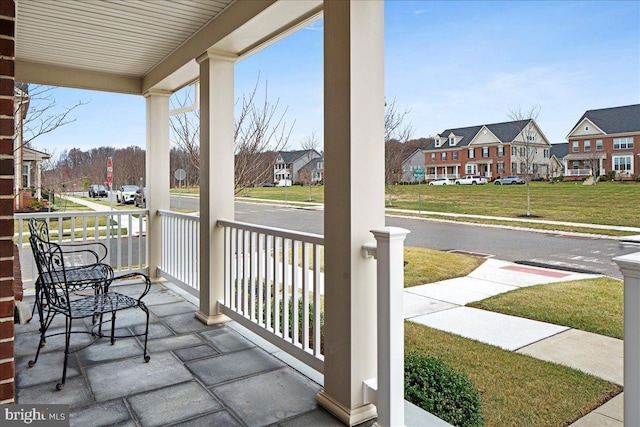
<box><xmin>14</xmin><ymin>279</ymin><xmax>349</xmax><ymax>427</ymax></box>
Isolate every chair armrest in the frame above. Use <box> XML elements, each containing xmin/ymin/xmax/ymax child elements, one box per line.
<box><xmin>111</xmin><ymin>272</ymin><xmax>152</xmax><ymax>303</ymax></box>
<box><xmin>58</xmin><ymin>241</ymin><xmax>108</xmax><ymax>263</ymax></box>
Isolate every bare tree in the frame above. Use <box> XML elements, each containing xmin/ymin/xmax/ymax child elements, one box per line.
<box><xmin>507</xmin><ymin>105</ymin><xmax>542</xmax><ymax>217</ymax></box>
<box><xmin>384</xmin><ymin>98</ymin><xmax>413</xmax><ymax>206</ymax></box>
<box><xmin>169</xmin><ymin>85</ymin><xmax>200</xmax><ymax>170</ymax></box>
<box><xmin>15</xmin><ymin>83</ymin><xmax>88</xmax><ymax>149</ymax></box>
<box><xmin>583</xmin><ymin>150</ymin><xmax>605</xmax><ymax>185</ymax></box>
<box><xmin>299</xmin><ymin>132</ymin><xmax>321</xmax><ymax>201</ymax></box>
<box><xmin>169</xmin><ymin>76</ymin><xmax>293</xmax><ymax>194</ymax></box>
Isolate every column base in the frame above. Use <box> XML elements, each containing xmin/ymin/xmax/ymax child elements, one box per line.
<box><xmin>194</xmin><ymin>311</ymin><xmax>230</xmax><ymax>325</ymax></box>
<box><xmin>316</xmin><ymin>390</ymin><xmax>377</xmax><ymax>426</ymax></box>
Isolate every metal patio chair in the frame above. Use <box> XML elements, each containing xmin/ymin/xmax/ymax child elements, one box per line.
<box><xmin>28</xmin><ymin>230</ymin><xmax>151</xmax><ymax>391</ymax></box>
<box><xmin>27</xmin><ymin>217</ymin><xmax>110</xmax><ymax>340</ymax></box>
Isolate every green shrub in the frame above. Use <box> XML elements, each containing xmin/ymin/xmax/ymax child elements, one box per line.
<box><xmin>607</xmin><ymin>170</ymin><xmax>617</xmax><ymax>181</ymax></box>
<box><xmin>405</xmin><ymin>351</ymin><xmax>483</xmax><ymax>427</ymax></box>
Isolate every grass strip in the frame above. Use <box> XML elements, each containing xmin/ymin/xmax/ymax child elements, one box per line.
<box><xmin>405</xmin><ymin>322</ymin><xmax>621</xmax><ymax>426</ymax></box>
<box><xmin>404</xmin><ymin>247</ymin><xmax>483</xmax><ymax>287</ymax></box>
<box><xmin>468</xmin><ymin>277</ymin><xmax>623</xmax><ymax>339</ymax></box>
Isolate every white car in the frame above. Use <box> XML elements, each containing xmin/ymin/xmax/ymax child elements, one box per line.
<box><xmin>116</xmin><ymin>185</ymin><xmax>140</xmax><ymax>204</ymax></box>
<box><xmin>454</xmin><ymin>175</ymin><xmax>487</xmax><ymax>185</ymax></box>
<box><xmin>429</xmin><ymin>178</ymin><xmax>452</xmax><ymax>186</ymax></box>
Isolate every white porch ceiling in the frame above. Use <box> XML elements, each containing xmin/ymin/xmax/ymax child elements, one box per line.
<box><xmin>15</xmin><ymin>0</ymin><xmax>322</xmax><ymax>94</ymax></box>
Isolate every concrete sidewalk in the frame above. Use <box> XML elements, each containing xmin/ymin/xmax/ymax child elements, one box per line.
<box><xmin>404</xmin><ymin>258</ymin><xmax>624</xmax><ymax>426</ymax></box>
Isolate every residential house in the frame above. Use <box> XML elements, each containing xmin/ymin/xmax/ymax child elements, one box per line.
<box><xmin>400</xmin><ymin>148</ymin><xmax>426</xmax><ymax>182</ymax></box>
<box><xmin>549</xmin><ymin>143</ymin><xmax>568</xmax><ymax>179</ymax></box>
<box><xmin>13</xmin><ymin>84</ymin><xmax>50</xmax><ymax>210</ymax></box>
<box><xmin>299</xmin><ymin>155</ymin><xmax>324</xmax><ymax>184</ymax></box>
<box><xmin>424</xmin><ymin>119</ymin><xmax>553</xmax><ymax>181</ymax></box>
<box><xmin>274</xmin><ymin>149</ymin><xmax>322</xmax><ymax>184</ymax></box>
<box><xmin>564</xmin><ymin>104</ymin><xmax>640</xmax><ymax>180</ymax></box>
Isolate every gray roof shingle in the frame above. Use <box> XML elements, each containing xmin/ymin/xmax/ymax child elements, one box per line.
<box><xmin>571</xmin><ymin>104</ymin><xmax>640</xmax><ymax>135</ymax></box>
<box><xmin>426</xmin><ymin>120</ymin><xmax>530</xmax><ymax>150</ymax></box>
<box><xmin>550</xmin><ymin>142</ymin><xmax>569</xmax><ymax>159</ymax></box>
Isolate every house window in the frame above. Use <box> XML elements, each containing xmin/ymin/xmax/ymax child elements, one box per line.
<box><xmin>511</xmin><ymin>162</ymin><xmax>517</xmax><ymax>173</ymax></box>
<box><xmin>613</xmin><ymin>137</ymin><xmax>634</xmax><ymax>150</ymax></box>
<box><xmin>441</xmin><ymin>152</ymin><xmax>447</xmax><ymax>161</ymax></box>
<box><xmin>497</xmin><ymin>161</ymin><xmax>505</xmax><ymax>174</ymax></box>
<box><xmin>449</xmin><ymin>137</ymin><xmax>455</xmax><ymax>146</ymax></box>
<box><xmin>596</xmin><ymin>139</ymin><xmax>603</xmax><ymax>151</ymax></box>
<box><xmin>468</xmin><ymin>148</ymin><xmax>475</xmax><ymax>159</ymax></box>
<box><xmin>435</xmin><ymin>138</ymin><xmax>441</xmax><ymax>147</ymax></box>
<box><xmin>526</xmin><ymin>131</ymin><xmax>535</xmax><ymax>142</ymax></box>
<box><xmin>543</xmin><ymin>149</ymin><xmax>549</xmax><ymax>158</ymax></box>
<box><xmin>613</xmin><ymin>156</ymin><xmax>633</xmax><ymax>172</ymax></box>
<box><xmin>466</xmin><ymin>164</ymin><xmax>477</xmax><ymax>174</ymax></box>
<box><xmin>430</xmin><ymin>153</ymin><xmax>436</xmax><ymax>161</ymax></box>
<box><xmin>533</xmin><ymin>163</ymin><xmax>539</xmax><ymax>173</ymax></box>
<box><xmin>584</xmin><ymin>140</ymin><xmax>591</xmax><ymax>151</ymax></box>
<box><xmin>497</xmin><ymin>146</ymin><xmax>504</xmax><ymax>157</ymax></box>
<box><xmin>572</xmin><ymin>160</ymin><xmax>579</xmax><ymax>169</ymax></box>
<box><xmin>482</xmin><ymin>147</ymin><xmax>489</xmax><ymax>158</ymax></box>
<box><xmin>511</xmin><ymin>146</ymin><xmax>517</xmax><ymax>156</ymax></box>
<box><xmin>572</xmin><ymin>141</ymin><xmax>579</xmax><ymax>152</ymax></box>
<box><xmin>520</xmin><ymin>163</ymin><xmax>526</xmax><ymax>173</ymax></box>
<box><xmin>519</xmin><ymin>147</ymin><xmax>526</xmax><ymax>156</ymax></box>
<box><xmin>22</xmin><ymin>164</ymin><xmax>29</xmax><ymax>189</ymax></box>
<box><xmin>452</xmin><ymin>151</ymin><xmax>459</xmax><ymax>160</ymax></box>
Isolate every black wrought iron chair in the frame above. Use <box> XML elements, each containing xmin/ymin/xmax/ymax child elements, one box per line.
<box><xmin>28</xmin><ymin>232</ymin><xmax>151</xmax><ymax>391</ymax></box>
<box><xmin>27</xmin><ymin>217</ymin><xmax>110</xmax><ymax>338</ymax></box>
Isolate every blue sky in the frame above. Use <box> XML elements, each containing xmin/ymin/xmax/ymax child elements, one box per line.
<box><xmin>31</xmin><ymin>1</ymin><xmax>639</xmax><ymax>157</ymax></box>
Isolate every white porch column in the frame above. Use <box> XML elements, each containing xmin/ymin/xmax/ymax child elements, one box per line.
<box><xmin>144</xmin><ymin>90</ymin><xmax>171</xmax><ymax>279</ymax></box>
<box><xmin>195</xmin><ymin>51</ymin><xmax>235</xmax><ymax>325</ymax></box>
<box><xmin>318</xmin><ymin>1</ymin><xmax>385</xmax><ymax>425</ymax></box>
<box><xmin>614</xmin><ymin>252</ymin><xmax>640</xmax><ymax>426</ymax></box>
<box><xmin>563</xmin><ymin>159</ymin><xmax>568</xmax><ymax>176</ymax></box>
<box><xmin>35</xmin><ymin>160</ymin><xmax>42</xmax><ymax>200</ymax></box>
<box><xmin>371</xmin><ymin>227</ymin><xmax>410</xmax><ymax>427</ymax></box>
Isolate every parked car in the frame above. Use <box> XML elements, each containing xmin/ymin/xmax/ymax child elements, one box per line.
<box><xmin>134</xmin><ymin>187</ymin><xmax>147</xmax><ymax>208</ymax></box>
<box><xmin>116</xmin><ymin>185</ymin><xmax>139</xmax><ymax>204</ymax></box>
<box><xmin>494</xmin><ymin>175</ymin><xmax>525</xmax><ymax>185</ymax></box>
<box><xmin>88</xmin><ymin>184</ymin><xmax>107</xmax><ymax>198</ymax></box>
<box><xmin>262</xmin><ymin>182</ymin><xmax>275</xmax><ymax>187</ymax></box>
<box><xmin>454</xmin><ymin>175</ymin><xmax>487</xmax><ymax>185</ymax></box>
<box><xmin>428</xmin><ymin>178</ymin><xmax>452</xmax><ymax>186</ymax></box>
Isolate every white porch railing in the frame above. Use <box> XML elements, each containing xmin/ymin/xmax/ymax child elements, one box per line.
<box><xmin>15</xmin><ymin>210</ymin><xmax>148</xmax><ymax>288</ymax></box>
<box><xmin>217</xmin><ymin>219</ymin><xmax>325</xmax><ymax>373</ymax></box>
<box><xmin>157</xmin><ymin>210</ymin><xmax>200</xmax><ymax>296</ymax></box>
<box><xmin>565</xmin><ymin>168</ymin><xmax>592</xmax><ymax>177</ymax></box>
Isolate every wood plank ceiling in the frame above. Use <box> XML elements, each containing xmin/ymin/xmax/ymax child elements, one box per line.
<box><xmin>15</xmin><ymin>0</ymin><xmax>234</xmax><ymax>78</ymax></box>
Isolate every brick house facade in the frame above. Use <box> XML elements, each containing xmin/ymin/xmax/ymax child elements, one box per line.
<box><xmin>424</xmin><ymin>119</ymin><xmax>552</xmax><ymax>181</ymax></box>
<box><xmin>0</xmin><ymin>0</ymin><xmax>15</xmax><ymax>403</ymax></box>
<box><xmin>564</xmin><ymin>104</ymin><xmax>640</xmax><ymax>180</ymax></box>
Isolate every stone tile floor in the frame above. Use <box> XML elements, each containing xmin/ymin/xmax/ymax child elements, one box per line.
<box><xmin>14</xmin><ymin>280</ymin><xmax>362</xmax><ymax>427</ymax></box>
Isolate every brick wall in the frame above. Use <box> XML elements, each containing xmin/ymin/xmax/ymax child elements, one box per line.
<box><xmin>0</xmin><ymin>0</ymin><xmax>14</xmax><ymax>404</ymax></box>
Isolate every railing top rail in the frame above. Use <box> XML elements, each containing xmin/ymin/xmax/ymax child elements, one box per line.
<box><xmin>157</xmin><ymin>209</ymin><xmax>200</xmax><ymax>220</ymax></box>
<box><xmin>15</xmin><ymin>209</ymin><xmax>146</xmax><ymax>219</ymax></box>
<box><xmin>217</xmin><ymin>219</ymin><xmax>324</xmax><ymax>245</ymax></box>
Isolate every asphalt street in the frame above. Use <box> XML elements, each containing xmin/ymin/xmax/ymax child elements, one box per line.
<box><xmin>228</xmin><ymin>201</ymin><xmax>639</xmax><ymax>279</ymax></box>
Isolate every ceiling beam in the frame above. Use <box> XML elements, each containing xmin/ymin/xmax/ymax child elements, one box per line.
<box><xmin>16</xmin><ymin>61</ymin><xmax>142</xmax><ymax>94</ymax></box>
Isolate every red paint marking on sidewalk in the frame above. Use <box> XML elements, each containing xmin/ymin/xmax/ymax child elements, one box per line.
<box><xmin>501</xmin><ymin>265</ymin><xmax>570</xmax><ymax>278</ymax></box>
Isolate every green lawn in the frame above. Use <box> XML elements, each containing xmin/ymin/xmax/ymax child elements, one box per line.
<box><xmin>236</xmin><ymin>181</ymin><xmax>640</xmax><ymax>228</ymax></box>
<box><xmin>468</xmin><ymin>277</ymin><xmax>624</xmax><ymax>339</ymax></box>
<box><xmin>405</xmin><ymin>323</ymin><xmax>621</xmax><ymax>427</ymax></box>
<box><xmin>404</xmin><ymin>247</ymin><xmax>483</xmax><ymax>287</ymax></box>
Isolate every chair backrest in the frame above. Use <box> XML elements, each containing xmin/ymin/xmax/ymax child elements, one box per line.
<box><xmin>29</xmin><ymin>234</ymin><xmax>71</xmax><ymax>311</ymax></box>
<box><xmin>28</xmin><ymin>217</ymin><xmax>50</xmax><ymax>242</ymax></box>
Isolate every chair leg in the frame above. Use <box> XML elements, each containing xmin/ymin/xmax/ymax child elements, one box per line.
<box><xmin>141</xmin><ymin>303</ymin><xmax>150</xmax><ymax>363</ymax></box>
<box><xmin>110</xmin><ymin>312</ymin><xmax>116</xmax><ymax>345</ymax></box>
<box><xmin>57</xmin><ymin>316</ymin><xmax>73</xmax><ymax>391</ymax></box>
